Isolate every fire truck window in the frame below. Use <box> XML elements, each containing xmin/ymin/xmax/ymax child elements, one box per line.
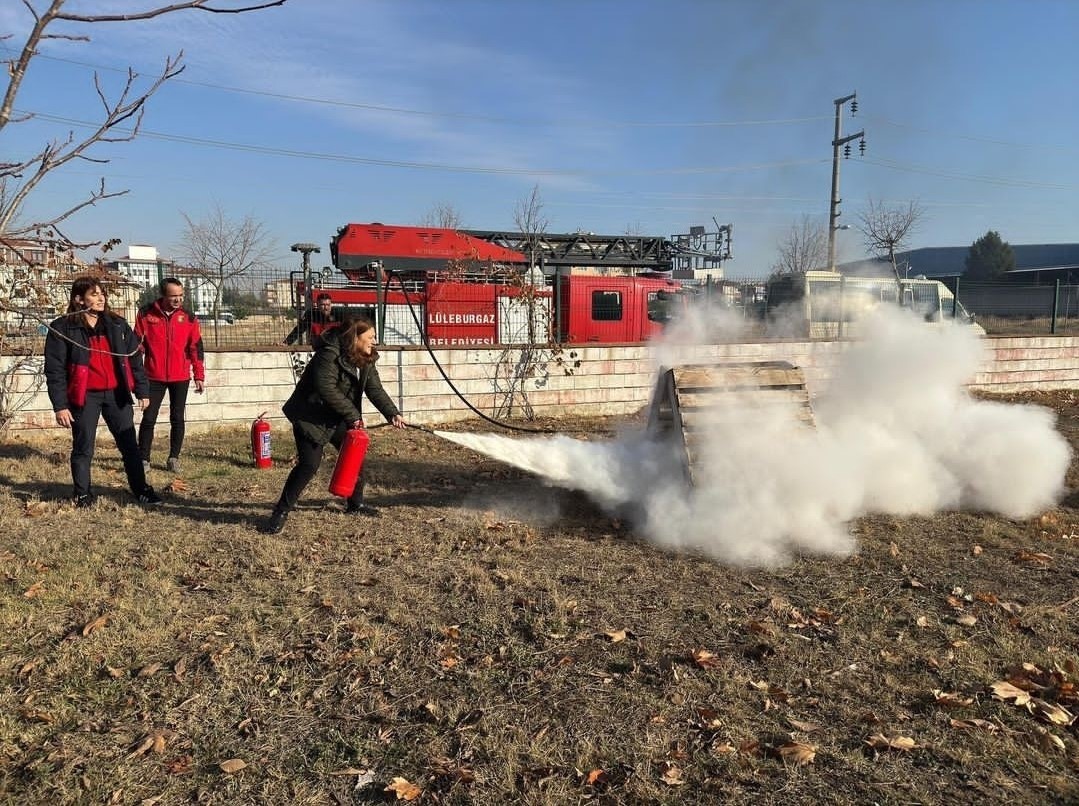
<box><xmin>592</xmin><ymin>290</ymin><xmax>623</xmax><ymax>321</ymax></box>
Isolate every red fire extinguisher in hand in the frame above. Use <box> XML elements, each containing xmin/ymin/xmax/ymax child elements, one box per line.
<box><xmin>329</xmin><ymin>424</ymin><xmax>370</xmax><ymax>497</ymax></box>
<box><xmin>251</xmin><ymin>412</ymin><xmax>272</xmax><ymax>469</ymax></box>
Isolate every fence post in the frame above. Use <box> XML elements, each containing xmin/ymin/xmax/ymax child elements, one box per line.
<box><xmin>838</xmin><ymin>274</ymin><xmax>846</xmax><ymax>339</ymax></box>
<box><xmin>1051</xmin><ymin>278</ymin><xmax>1060</xmax><ymax>335</ymax></box>
<box><xmin>952</xmin><ymin>277</ymin><xmax>959</xmax><ymax>319</ymax></box>
<box><xmin>554</xmin><ymin>268</ymin><xmax>562</xmax><ymax>342</ymax></box>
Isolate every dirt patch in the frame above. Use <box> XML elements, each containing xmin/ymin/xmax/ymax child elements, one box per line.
<box><xmin>2</xmin><ymin>392</ymin><xmax>1078</xmax><ymax>804</ymax></box>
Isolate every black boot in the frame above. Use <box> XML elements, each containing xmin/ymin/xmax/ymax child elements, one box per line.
<box><xmin>345</xmin><ymin>501</ymin><xmax>380</xmax><ymax>518</ymax></box>
<box><xmin>259</xmin><ymin>508</ymin><xmax>289</xmax><ymax>534</ymax></box>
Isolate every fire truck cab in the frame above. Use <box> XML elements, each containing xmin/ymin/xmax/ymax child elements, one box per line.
<box><xmin>557</xmin><ymin>275</ymin><xmax>684</xmax><ymax>342</ymax></box>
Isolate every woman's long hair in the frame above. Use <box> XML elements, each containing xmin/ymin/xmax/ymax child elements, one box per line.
<box><xmin>338</xmin><ymin>316</ymin><xmax>378</xmax><ymax>366</ymax></box>
<box><xmin>65</xmin><ymin>276</ymin><xmax>117</xmax><ymax>319</ymax></box>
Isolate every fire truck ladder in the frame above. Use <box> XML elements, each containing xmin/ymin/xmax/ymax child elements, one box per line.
<box><xmin>465</xmin><ymin>230</ymin><xmax>676</xmax><ymax>271</ymax></box>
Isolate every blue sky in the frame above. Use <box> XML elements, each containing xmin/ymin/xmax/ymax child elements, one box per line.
<box><xmin>5</xmin><ymin>0</ymin><xmax>1079</xmax><ymax>277</ymax></box>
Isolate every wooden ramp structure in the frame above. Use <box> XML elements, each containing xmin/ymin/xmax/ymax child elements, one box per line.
<box><xmin>646</xmin><ymin>361</ymin><xmax>814</xmax><ymax>484</ymax></box>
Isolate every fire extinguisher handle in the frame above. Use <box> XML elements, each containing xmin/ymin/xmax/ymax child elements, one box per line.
<box><xmin>350</xmin><ymin>419</ymin><xmax>365</xmax><ymax>430</ymax></box>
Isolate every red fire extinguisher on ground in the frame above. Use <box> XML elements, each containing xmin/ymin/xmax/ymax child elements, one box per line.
<box><xmin>329</xmin><ymin>426</ymin><xmax>370</xmax><ymax>497</ymax></box>
<box><xmin>251</xmin><ymin>412</ymin><xmax>272</xmax><ymax>469</ymax></box>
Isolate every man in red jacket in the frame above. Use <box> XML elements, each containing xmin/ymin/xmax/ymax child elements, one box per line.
<box><xmin>135</xmin><ymin>278</ymin><xmax>206</xmax><ymax>473</ymax></box>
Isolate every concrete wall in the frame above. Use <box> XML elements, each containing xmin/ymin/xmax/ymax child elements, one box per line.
<box><xmin>4</xmin><ymin>336</ymin><xmax>1079</xmax><ymax>435</ymax></box>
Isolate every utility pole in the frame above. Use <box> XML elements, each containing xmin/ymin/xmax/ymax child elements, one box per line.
<box><xmin>827</xmin><ymin>93</ymin><xmax>865</xmax><ymax>272</ymax></box>
<box><xmin>290</xmin><ymin>242</ymin><xmax>321</xmax><ymax>345</ymax></box>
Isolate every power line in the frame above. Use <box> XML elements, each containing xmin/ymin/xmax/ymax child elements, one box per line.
<box><xmin>3</xmin><ymin>47</ymin><xmax>830</xmax><ymax>130</ymax></box>
<box><xmin>19</xmin><ymin>109</ymin><xmax>829</xmax><ymax>177</ymax></box>
<box><xmin>865</xmin><ymin>115</ymin><xmax>1076</xmax><ymax>153</ymax></box>
<box><xmin>861</xmin><ymin>156</ymin><xmax>1078</xmax><ymax>190</ymax></box>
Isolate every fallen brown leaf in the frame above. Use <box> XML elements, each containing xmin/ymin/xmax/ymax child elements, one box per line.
<box><xmin>692</xmin><ymin>649</ymin><xmax>722</xmax><ymax>669</ymax></box>
<box><xmin>219</xmin><ymin>758</ymin><xmax>247</xmax><ymax>774</ymax></box>
<box><xmin>778</xmin><ymin>741</ymin><xmax>816</xmax><ymax>766</ymax></box>
<box><xmin>1030</xmin><ymin>698</ymin><xmax>1075</xmax><ymax>726</ymax></box>
<box><xmin>385</xmin><ymin>776</ymin><xmax>422</xmax><ymax>800</ymax></box>
<box><xmin>933</xmin><ymin>690</ymin><xmax>974</xmax><ymax>709</ymax></box>
<box><xmin>991</xmin><ymin>680</ymin><xmax>1032</xmax><ymax>706</ymax></box>
<box><xmin>1015</xmin><ymin>550</ymin><xmax>1053</xmax><ymax>566</ymax></box>
<box><xmin>949</xmin><ymin>718</ymin><xmax>999</xmax><ymax>733</ymax></box>
<box><xmin>24</xmin><ymin>500</ymin><xmax>49</xmax><ymax>517</ymax></box>
<box><xmin>865</xmin><ymin>734</ymin><xmax>917</xmax><ymax>752</ymax></box>
<box><xmin>82</xmin><ymin>615</ymin><xmax>108</xmax><ymax>636</ymax></box>
<box><xmin>23</xmin><ymin>581</ymin><xmax>44</xmax><ymax>599</ymax></box>
<box><xmin>660</xmin><ymin>763</ymin><xmax>685</xmax><ymax>786</ymax></box>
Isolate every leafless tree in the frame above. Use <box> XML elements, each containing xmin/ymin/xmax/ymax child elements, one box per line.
<box><xmin>178</xmin><ymin>204</ymin><xmax>276</xmax><ymax>345</ymax></box>
<box><xmin>857</xmin><ymin>199</ymin><xmax>925</xmax><ymax>281</ymax></box>
<box><xmin>1</xmin><ymin>0</ymin><xmax>286</xmax><ymax>248</ymax></box>
<box><xmin>493</xmin><ymin>185</ymin><xmax>552</xmax><ymax>420</ymax></box>
<box><xmin>771</xmin><ymin>215</ymin><xmax>828</xmax><ymax>278</ymax></box>
<box><xmin>513</xmin><ymin>184</ymin><xmax>549</xmax><ymax>267</ymax></box>
<box><xmin>419</xmin><ymin>202</ymin><xmax>463</xmax><ymax>229</ymax></box>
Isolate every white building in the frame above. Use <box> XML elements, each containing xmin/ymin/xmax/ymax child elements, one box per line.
<box><xmin>108</xmin><ymin>245</ymin><xmax>218</xmax><ymax>316</ymax></box>
<box><xmin>112</xmin><ymin>244</ymin><xmax>165</xmax><ymax>289</ymax></box>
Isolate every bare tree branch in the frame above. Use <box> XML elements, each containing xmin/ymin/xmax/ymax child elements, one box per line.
<box><xmin>1</xmin><ymin>0</ymin><xmax>284</xmax><ymax>253</ymax></box>
<box><xmin>857</xmin><ymin>199</ymin><xmax>925</xmax><ymax>281</ymax></box>
<box><xmin>419</xmin><ymin>202</ymin><xmax>463</xmax><ymax>229</ymax></box>
<box><xmin>55</xmin><ymin>1</ymin><xmax>287</xmax><ymax>24</ymax></box>
<box><xmin>771</xmin><ymin>215</ymin><xmax>828</xmax><ymax>278</ymax></box>
<box><xmin>178</xmin><ymin>204</ymin><xmax>276</xmax><ymax>345</ymax></box>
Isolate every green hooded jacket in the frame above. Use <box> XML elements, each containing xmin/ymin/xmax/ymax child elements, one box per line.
<box><xmin>281</xmin><ymin>329</ymin><xmax>400</xmax><ymax>444</ymax></box>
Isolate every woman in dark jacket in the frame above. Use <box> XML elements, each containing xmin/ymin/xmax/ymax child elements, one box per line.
<box><xmin>260</xmin><ymin>317</ymin><xmax>406</xmax><ymax>534</ymax></box>
<box><xmin>44</xmin><ymin>277</ymin><xmax>162</xmax><ymax>508</ymax></box>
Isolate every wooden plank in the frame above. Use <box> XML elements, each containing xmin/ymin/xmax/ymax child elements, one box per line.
<box><xmin>646</xmin><ymin>360</ymin><xmax>815</xmax><ymax>486</ymax></box>
<box><xmin>678</xmin><ymin>388</ymin><xmax>811</xmax><ymax>410</ymax></box>
<box><xmin>672</xmin><ymin>363</ymin><xmax>804</xmax><ymax>389</ymax></box>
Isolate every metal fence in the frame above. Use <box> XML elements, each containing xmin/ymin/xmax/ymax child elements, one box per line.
<box><xmin>941</xmin><ymin>278</ymin><xmax>1079</xmax><ymax>336</ymax></box>
<box><xmin>4</xmin><ymin>267</ymin><xmax>1079</xmax><ymax>357</ymax></box>
<box><xmin>695</xmin><ymin>276</ymin><xmax>1079</xmax><ymax>338</ymax></box>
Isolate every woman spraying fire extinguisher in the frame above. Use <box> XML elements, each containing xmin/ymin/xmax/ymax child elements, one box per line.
<box><xmin>259</xmin><ymin>317</ymin><xmax>406</xmax><ymax>535</ymax></box>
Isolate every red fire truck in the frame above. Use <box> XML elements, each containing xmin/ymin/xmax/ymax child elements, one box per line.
<box><xmin>293</xmin><ymin>222</ymin><xmax>720</xmax><ymax>346</ymax></box>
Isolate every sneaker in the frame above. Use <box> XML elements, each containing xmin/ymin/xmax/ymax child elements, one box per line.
<box><xmin>75</xmin><ymin>493</ymin><xmax>96</xmax><ymax>509</ymax></box>
<box><xmin>258</xmin><ymin>510</ymin><xmax>288</xmax><ymax>534</ymax></box>
<box><xmin>166</xmin><ymin>457</ymin><xmax>181</xmax><ymax>473</ymax></box>
<box><xmin>142</xmin><ymin>460</ymin><xmax>151</xmax><ymax>473</ymax></box>
<box><xmin>137</xmin><ymin>486</ymin><xmax>163</xmax><ymax>506</ymax></box>
<box><xmin>345</xmin><ymin>502</ymin><xmax>381</xmax><ymax>518</ymax></box>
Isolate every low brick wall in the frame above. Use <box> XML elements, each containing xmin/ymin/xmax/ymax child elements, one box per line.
<box><xmin>4</xmin><ymin>336</ymin><xmax>1079</xmax><ymax>436</ymax></box>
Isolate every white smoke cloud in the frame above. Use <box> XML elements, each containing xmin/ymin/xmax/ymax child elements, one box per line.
<box><xmin>436</xmin><ymin>306</ymin><xmax>1071</xmax><ymax>567</ymax></box>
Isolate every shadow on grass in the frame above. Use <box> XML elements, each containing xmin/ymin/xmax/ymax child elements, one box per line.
<box><xmin>0</xmin><ymin>441</ymin><xmax>57</xmax><ymax>462</ymax></box>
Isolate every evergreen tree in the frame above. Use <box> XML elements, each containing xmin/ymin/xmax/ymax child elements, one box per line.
<box><xmin>964</xmin><ymin>231</ymin><xmax>1015</xmax><ymax>279</ymax></box>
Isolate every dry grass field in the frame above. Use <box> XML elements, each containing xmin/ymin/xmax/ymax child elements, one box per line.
<box><xmin>2</xmin><ymin>392</ymin><xmax>1079</xmax><ymax>804</ymax></box>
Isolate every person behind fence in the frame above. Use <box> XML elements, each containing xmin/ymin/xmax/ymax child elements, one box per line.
<box><xmin>135</xmin><ymin>277</ymin><xmax>206</xmax><ymax>474</ymax></box>
<box><xmin>283</xmin><ymin>292</ymin><xmax>339</xmax><ymax>348</ymax></box>
<box><xmin>44</xmin><ymin>276</ymin><xmax>163</xmax><ymax>508</ymax></box>
<box><xmin>260</xmin><ymin>316</ymin><xmax>406</xmax><ymax>534</ymax></box>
